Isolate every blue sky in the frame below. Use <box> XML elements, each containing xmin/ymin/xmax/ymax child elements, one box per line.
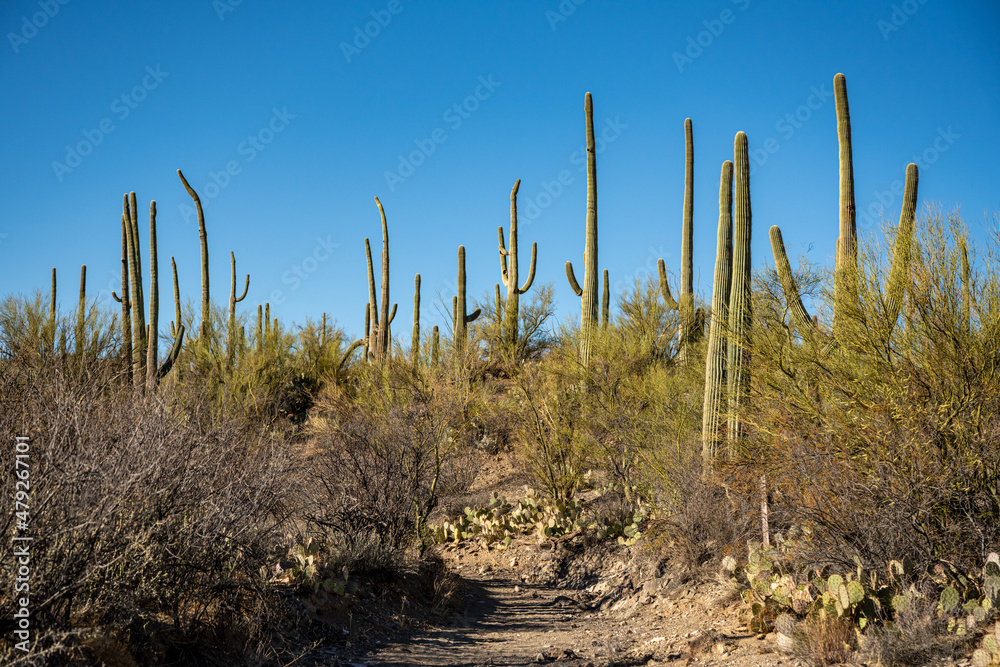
<box><xmin>2</xmin><ymin>0</ymin><xmax>998</xmax><ymax>341</ymax></box>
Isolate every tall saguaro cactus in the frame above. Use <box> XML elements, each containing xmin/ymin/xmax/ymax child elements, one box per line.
<box><xmin>727</xmin><ymin>133</ymin><xmax>753</xmax><ymax>447</ymax></box>
<box><xmin>146</xmin><ymin>201</ymin><xmax>159</xmax><ymax>389</ymax></box>
<box><xmin>454</xmin><ymin>245</ymin><xmax>481</xmax><ymax>351</ymax></box>
<box><xmin>364</xmin><ymin>197</ymin><xmax>397</xmax><ymax>361</ymax></box>
<box><xmin>565</xmin><ymin>92</ymin><xmax>600</xmax><ymax>366</ymax></box>
<box><xmin>177</xmin><ymin>170</ymin><xmax>210</xmax><ymax>340</ymax></box>
<box><xmin>412</xmin><ymin>273</ymin><xmax>421</xmax><ymax>365</ymax></box>
<box><xmin>113</xmin><ymin>216</ymin><xmax>132</xmax><ymax>379</ymax></box>
<box><xmin>48</xmin><ymin>267</ymin><xmax>57</xmax><ymax>355</ymax></box>
<box><xmin>659</xmin><ymin>118</ymin><xmax>698</xmax><ymax>362</ymax></box>
<box><xmin>76</xmin><ymin>265</ymin><xmax>86</xmax><ymax>358</ymax></box>
<box><xmin>883</xmin><ymin>163</ymin><xmax>919</xmax><ymax>325</ymax></box>
<box><xmin>833</xmin><ymin>73</ymin><xmax>857</xmax><ymax>338</ymax></box>
<box><xmin>702</xmin><ymin>160</ymin><xmax>734</xmax><ymax>463</ymax></box>
<box><xmin>227</xmin><ymin>251</ymin><xmax>250</xmax><ymax>366</ymax></box>
<box><xmin>114</xmin><ymin>194</ymin><xmax>183</xmax><ymax>390</ymax></box>
<box><xmin>679</xmin><ymin>118</ymin><xmax>696</xmax><ymax>361</ymax></box>
<box><xmin>123</xmin><ymin>193</ymin><xmax>147</xmax><ymax>382</ymax></box>
<box><xmin>499</xmin><ymin>178</ymin><xmax>537</xmax><ymax>346</ymax></box>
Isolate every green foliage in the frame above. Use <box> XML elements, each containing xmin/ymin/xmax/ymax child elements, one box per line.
<box><xmin>266</xmin><ymin>537</ymin><xmax>355</xmax><ymax>596</ymax></box>
<box><xmin>430</xmin><ymin>487</ymin><xmax>645</xmax><ymax>549</ymax></box>
<box><xmin>734</xmin><ymin>526</ymin><xmax>1000</xmax><ymax>648</ymax></box>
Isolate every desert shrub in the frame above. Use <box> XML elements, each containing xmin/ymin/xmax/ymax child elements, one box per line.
<box><xmin>306</xmin><ymin>361</ymin><xmax>472</xmax><ymax>566</ymax></box>
<box><xmin>0</xmin><ymin>354</ymin><xmax>297</xmax><ymax>664</ymax></box>
<box><xmin>511</xmin><ymin>355</ymin><xmax>591</xmax><ymax>501</ymax></box>
<box><xmin>742</xmin><ymin>209</ymin><xmax>1000</xmax><ymax>571</ymax></box>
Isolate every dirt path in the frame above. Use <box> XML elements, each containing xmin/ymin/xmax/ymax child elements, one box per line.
<box><xmin>361</xmin><ymin>548</ymin><xmax>785</xmax><ymax>667</ymax></box>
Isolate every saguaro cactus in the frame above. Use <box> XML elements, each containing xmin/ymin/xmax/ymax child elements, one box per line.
<box><xmin>177</xmin><ymin>170</ymin><xmax>210</xmax><ymax>340</ymax></box>
<box><xmin>114</xmin><ymin>195</ymin><xmax>183</xmax><ymax>389</ymax></box>
<box><xmin>431</xmin><ymin>325</ymin><xmax>440</xmax><ymax>366</ymax></box>
<box><xmin>659</xmin><ymin>118</ymin><xmax>697</xmax><ymax>362</ymax></box>
<box><xmin>412</xmin><ymin>273</ymin><xmax>421</xmax><ymax>365</ymax></box>
<box><xmin>499</xmin><ymin>178</ymin><xmax>537</xmax><ymax>346</ymax></box>
<box><xmin>702</xmin><ymin>160</ymin><xmax>733</xmax><ymax>463</ymax></box>
<box><xmin>123</xmin><ymin>194</ymin><xmax>147</xmax><ymax>382</ymax></box>
<box><xmin>48</xmin><ymin>267</ymin><xmax>57</xmax><ymax>355</ymax></box>
<box><xmin>227</xmin><ymin>251</ymin><xmax>250</xmax><ymax>366</ymax></box>
<box><xmin>364</xmin><ymin>197</ymin><xmax>397</xmax><ymax>361</ymax></box>
<box><xmin>146</xmin><ymin>201</ymin><xmax>159</xmax><ymax>388</ymax></box>
<box><xmin>883</xmin><ymin>163</ymin><xmax>919</xmax><ymax>325</ymax></box>
<box><xmin>833</xmin><ymin>73</ymin><xmax>857</xmax><ymax>338</ymax></box>
<box><xmin>960</xmin><ymin>236</ymin><xmax>971</xmax><ymax>331</ymax></box>
<box><xmin>76</xmin><ymin>265</ymin><xmax>86</xmax><ymax>358</ymax></box>
<box><xmin>454</xmin><ymin>245</ymin><xmax>481</xmax><ymax>351</ymax></box>
<box><xmin>144</xmin><ymin>200</ymin><xmax>185</xmax><ymax>389</ymax></box>
<box><xmin>727</xmin><ymin>133</ymin><xmax>753</xmax><ymax>448</ymax></box>
<box><xmin>678</xmin><ymin>118</ymin><xmax>696</xmax><ymax>360</ymax></box>
<box><xmin>113</xmin><ymin>216</ymin><xmax>132</xmax><ymax>379</ymax></box>
<box><xmin>566</xmin><ymin>92</ymin><xmax>600</xmax><ymax>366</ymax></box>
<box><xmin>362</xmin><ymin>303</ymin><xmax>371</xmax><ymax>360</ymax></box>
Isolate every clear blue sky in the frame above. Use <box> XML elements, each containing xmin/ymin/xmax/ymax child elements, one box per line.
<box><xmin>2</xmin><ymin>0</ymin><xmax>998</xmax><ymax>341</ymax></box>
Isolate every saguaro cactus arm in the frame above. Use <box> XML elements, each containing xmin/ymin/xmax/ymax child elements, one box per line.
<box><xmin>177</xmin><ymin>169</ymin><xmax>210</xmax><ymax>339</ymax></box>
<box><xmin>658</xmin><ymin>260</ymin><xmax>679</xmax><ymax>310</ymax></box>
<box><xmin>565</xmin><ymin>262</ymin><xmax>584</xmax><ymax>297</ymax></box>
<box><xmin>170</xmin><ymin>256</ymin><xmax>181</xmax><ymax>338</ymax></box>
<box><xmin>156</xmin><ymin>324</ymin><xmax>185</xmax><ymax>379</ymax></box>
<box><xmin>231</xmin><ymin>253</ymin><xmax>250</xmax><ymax>304</ymax></box>
<box><xmin>769</xmin><ymin>225</ymin><xmax>814</xmax><ymax>331</ymax></box>
<box><xmin>337</xmin><ymin>338</ymin><xmax>366</xmax><ymax>373</ymax></box>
